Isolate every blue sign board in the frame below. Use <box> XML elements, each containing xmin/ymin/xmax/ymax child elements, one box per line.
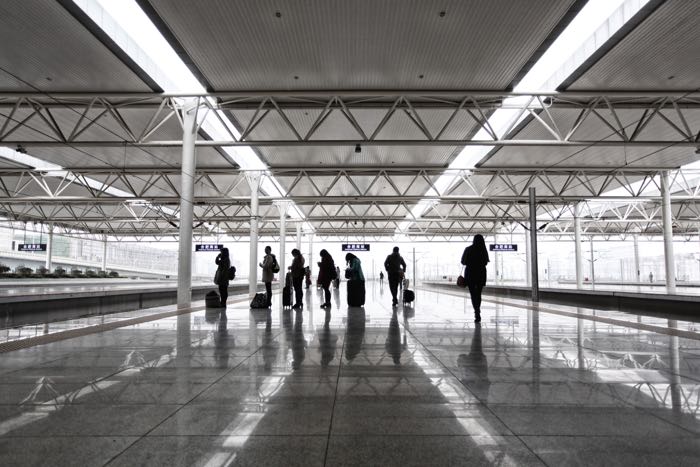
<box><xmin>195</xmin><ymin>244</ymin><xmax>223</xmax><ymax>252</ymax></box>
<box><xmin>490</xmin><ymin>244</ymin><xmax>517</xmax><ymax>252</ymax></box>
<box><xmin>18</xmin><ymin>243</ymin><xmax>47</xmax><ymax>252</ymax></box>
<box><xmin>342</xmin><ymin>243</ymin><xmax>370</xmax><ymax>252</ymax></box>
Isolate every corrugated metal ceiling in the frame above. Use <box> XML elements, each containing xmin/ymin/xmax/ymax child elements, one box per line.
<box><xmin>143</xmin><ymin>0</ymin><xmax>576</xmax><ymax>91</ymax></box>
<box><xmin>0</xmin><ymin>0</ymin><xmax>153</xmax><ymax>92</ymax></box>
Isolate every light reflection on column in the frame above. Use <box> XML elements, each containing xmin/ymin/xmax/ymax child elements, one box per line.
<box><xmin>577</xmin><ymin>309</ymin><xmax>584</xmax><ymax>371</ymax></box>
<box><xmin>531</xmin><ymin>308</ymin><xmax>540</xmax><ymax>404</ymax></box>
<box><xmin>668</xmin><ymin>319</ymin><xmax>681</xmax><ymax>414</ymax></box>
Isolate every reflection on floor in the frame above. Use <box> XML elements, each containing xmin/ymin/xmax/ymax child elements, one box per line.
<box><xmin>1</xmin><ymin>282</ymin><xmax>699</xmax><ymax>466</ymax></box>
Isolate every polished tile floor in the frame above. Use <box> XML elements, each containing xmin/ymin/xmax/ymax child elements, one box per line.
<box><xmin>1</xmin><ymin>282</ymin><xmax>699</xmax><ymax>466</ymax></box>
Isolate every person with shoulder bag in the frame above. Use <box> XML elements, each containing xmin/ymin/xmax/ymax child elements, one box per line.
<box><xmin>461</xmin><ymin>234</ymin><xmax>490</xmax><ymax>322</ymax></box>
<box><xmin>214</xmin><ymin>247</ymin><xmax>231</xmax><ymax>307</ymax></box>
<box><xmin>384</xmin><ymin>246</ymin><xmax>407</xmax><ymax>307</ymax></box>
<box><xmin>290</xmin><ymin>249</ymin><xmax>305</xmax><ymax>309</ymax></box>
<box><xmin>259</xmin><ymin>245</ymin><xmax>277</xmax><ymax>307</ymax></box>
<box><xmin>345</xmin><ymin>253</ymin><xmax>366</xmax><ymax>307</ymax></box>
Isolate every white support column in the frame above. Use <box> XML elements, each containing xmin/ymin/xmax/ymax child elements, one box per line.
<box><xmin>177</xmin><ymin>98</ymin><xmax>199</xmax><ymax>308</ymax></box>
<box><xmin>246</xmin><ymin>171</ymin><xmax>262</xmax><ymax>299</ymax></box>
<box><xmin>296</xmin><ymin>222</ymin><xmax>302</xmax><ymax>251</ymax></box>
<box><xmin>307</xmin><ymin>232</ymin><xmax>314</xmax><ymax>275</ymax></box>
<box><xmin>528</xmin><ymin>187</ymin><xmax>539</xmax><ymax>301</ymax></box>
<box><xmin>574</xmin><ymin>204</ymin><xmax>583</xmax><ymax>289</ymax></box>
<box><xmin>661</xmin><ymin>171</ymin><xmax>676</xmax><ymax>294</ymax></box>
<box><xmin>101</xmin><ymin>234</ymin><xmax>108</xmax><ymax>272</ymax></box>
<box><xmin>45</xmin><ymin>224</ymin><xmax>53</xmax><ymax>270</ymax></box>
<box><xmin>633</xmin><ymin>234</ymin><xmax>640</xmax><ymax>283</ymax></box>
<box><xmin>275</xmin><ymin>200</ymin><xmax>292</xmax><ymax>281</ymax></box>
<box><xmin>524</xmin><ymin>228</ymin><xmax>531</xmax><ymax>287</ymax></box>
<box><xmin>589</xmin><ymin>236</ymin><xmax>595</xmax><ymax>286</ymax></box>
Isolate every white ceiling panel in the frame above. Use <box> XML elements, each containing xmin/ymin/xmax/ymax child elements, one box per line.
<box><xmin>144</xmin><ymin>0</ymin><xmax>577</xmax><ymax>90</ymax></box>
<box><xmin>0</xmin><ymin>0</ymin><xmax>153</xmax><ymax>92</ymax></box>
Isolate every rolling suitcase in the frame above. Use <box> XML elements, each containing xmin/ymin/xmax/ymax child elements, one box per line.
<box><xmin>403</xmin><ymin>289</ymin><xmax>415</xmax><ymax>306</ymax></box>
<box><xmin>282</xmin><ymin>285</ymin><xmax>292</xmax><ymax>308</ymax></box>
<box><xmin>347</xmin><ymin>280</ymin><xmax>365</xmax><ymax>307</ymax></box>
<box><xmin>205</xmin><ymin>290</ymin><xmax>221</xmax><ymax>308</ymax></box>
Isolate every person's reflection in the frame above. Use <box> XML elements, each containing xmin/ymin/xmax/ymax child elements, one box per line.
<box><xmin>292</xmin><ymin>310</ymin><xmax>306</xmax><ymax>370</ymax></box>
<box><xmin>457</xmin><ymin>324</ymin><xmax>490</xmax><ymax>401</ymax></box>
<box><xmin>318</xmin><ymin>310</ymin><xmax>338</xmax><ymax>367</ymax></box>
<box><xmin>333</xmin><ymin>286</ymin><xmax>341</xmax><ymax>308</ymax></box>
<box><xmin>213</xmin><ymin>311</ymin><xmax>232</xmax><ymax>369</ymax></box>
<box><xmin>385</xmin><ymin>310</ymin><xmax>404</xmax><ymax>365</ymax></box>
<box><xmin>262</xmin><ymin>311</ymin><xmax>279</xmax><ymax>373</ymax></box>
<box><xmin>345</xmin><ymin>307</ymin><xmax>366</xmax><ymax>362</ymax></box>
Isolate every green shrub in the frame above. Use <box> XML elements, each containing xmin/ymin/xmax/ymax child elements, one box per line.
<box><xmin>85</xmin><ymin>269</ymin><xmax>97</xmax><ymax>277</ymax></box>
<box><xmin>37</xmin><ymin>266</ymin><xmax>49</xmax><ymax>276</ymax></box>
<box><xmin>97</xmin><ymin>270</ymin><xmax>108</xmax><ymax>278</ymax></box>
<box><xmin>108</xmin><ymin>270</ymin><xmax>119</xmax><ymax>278</ymax></box>
<box><xmin>70</xmin><ymin>269</ymin><xmax>83</xmax><ymax>277</ymax></box>
<box><xmin>54</xmin><ymin>267</ymin><xmax>66</xmax><ymax>277</ymax></box>
<box><xmin>0</xmin><ymin>264</ymin><xmax>10</xmax><ymax>274</ymax></box>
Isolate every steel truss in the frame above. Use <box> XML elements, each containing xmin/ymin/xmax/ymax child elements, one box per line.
<box><xmin>1</xmin><ymin>91</ymin><xmax>699</xmax><ymax>147</ymax></box>
<box><xmin>0</xmin><ymin>166</ymin><xmax>698</xmax><ymax>240</ymax></box>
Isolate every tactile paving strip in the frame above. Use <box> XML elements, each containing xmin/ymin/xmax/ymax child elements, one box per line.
<box><xmin>0</xmin><ymin>296</ymin><xmax>248</xmax><ymax>354</ymax></box>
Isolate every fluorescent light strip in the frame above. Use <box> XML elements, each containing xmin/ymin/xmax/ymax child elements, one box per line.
<box><xmin>399</xmin><ymin>0</ymin><xmax>650</xmax><ymax>231</ymax></box>
<box><xmin>76</xmin><ymin>0</ymin><xmax>305</xmax><ymax>223</ymax></box>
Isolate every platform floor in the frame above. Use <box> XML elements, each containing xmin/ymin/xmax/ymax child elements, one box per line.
<box><xmin>1</xmin><ymin>283</ymin><xmax>699</xmax><ymax>466</ymax></box>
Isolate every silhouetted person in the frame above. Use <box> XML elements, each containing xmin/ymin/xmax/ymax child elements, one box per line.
<box><xmin>318</xmin><ymin>249</ymin><xmax>337</xmax><ymax>309</ymax></box>
<box><xmin>290</xmin><ymin>248</ymin><xmax>305</xmax><ymax>309</ymax></box>
<box><xmin>214</xmin><ymin>247</ymin><xmax>231</xmax><ymax>307</ymax></box>
<box><xmin>345</xmin><ymin>253</ymin><xmax>366</xmax><ymax>307</ymax></box>
<box><xmin>379</xmin><ymin>271</ymin><xmax>384</xmax><ymax>285</ymax></box>
<box><xmin>384</xmin><ymin>246</ymin><xmax>406</xmax><ymax>307</ymax></box>
<box><xmin>259</xmin><ymin>245</ymin><xmax>277</xmax><ymax>307</ymax></box>
<box><xmin>457</xmin><ymin>324</ymin><xmax>490</xmax><ymax>401</ymax></box>
<box><xmin>461</xmin><ymin>234</ymin><xmax>489</xmax><ymax>322</ymax></box>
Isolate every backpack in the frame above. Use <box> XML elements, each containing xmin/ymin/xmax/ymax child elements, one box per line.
<box><xmin>271</xmin><ymin>256</ymin><xmax>280</xmax><ymax>274</ymax></box>
<box><xmin>228</xmin><ymin>265</ymin><xmax>236</xmax><ymax>280</ymax></box>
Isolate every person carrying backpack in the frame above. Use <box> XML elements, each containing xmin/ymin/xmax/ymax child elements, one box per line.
<box><xmin>317</xmin><ymin>249</ymin><xmax>337</xmax><ymax>309</ymax></box>
<box><xmin>214</xmin><ymin>247</ymin><xmax>231</xmax><ymax>307</ymax></box>
<box><xmin>384</xmin><ymin>246</ymin><xmax>406</xmax><ymax>307</ymax></box>
<box><xmin>259</xmin><ymin>245</ymin><xmax>279</xmax><ymax>307</ymax></box>
<box><xmin>461</xmin><ymin>234</ymin><xmax>490</xmax><ymax>322</ymax></box>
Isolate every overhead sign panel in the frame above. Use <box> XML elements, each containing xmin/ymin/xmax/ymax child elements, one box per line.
<box><xmin>490</xmin><ymin>244</ymin><xmax>517</xmax><ymax>252</ymax></box>
<box><xmin>18</xmin><ymin>243</ymin><xmax>47</xmax><ymax>252</ymax></box>
<box><xmin>342</xmin><ymin>244</ymin><xmax>370</xmax><ymax>252</ymax></box>
<box><xmin>195</xmin><ymin>244</ymin><xmax>223</xmax><ymax>252</ymax></box>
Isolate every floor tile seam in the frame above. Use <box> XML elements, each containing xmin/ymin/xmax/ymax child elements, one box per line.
<box><xmin>102</xmin><ymin>331</ymin><xmax>261</xmax><ymax>466</ymax></box>
<box><xmin>322</xmin><ymin>323</ymin><xmax>347</xmax><ymax>467</ymax></box>
<box><xmin>418</xmin><ymin>286</ymin><xmax>700</xmax><ymax>341</ymax></box>
<box><xmin>398</xmin><ymin>320</ymin><xmax>551</xmax><ymax>466</ymax></box>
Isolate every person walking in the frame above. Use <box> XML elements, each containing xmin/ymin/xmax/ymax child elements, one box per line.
<box><xmin>384</xmin><ymin>246</ymin><xmax>407</xmax><ymax>307</ymax></box>
<box><xmin>461</xmin><ymin>234</ymin><xmax>490</xmax><ymax>322</ymax></box>
<box><xmin>345</xmin><ymin>253</ymin><xmax>366</xmax><ymax>306</ymax></box>
<box><xmin>259</xmin><ymin>245</ymin><xmax>277</xmax><ymax>307</ymax></box>
<box><xmin>317</xmin><ymin>249</ymin><xmax>337</xmax><ymax>309</ymax></box>
<box><xmin>290</xmin><ymin>248</ymin><xmax>305</xmax><ymax>309</ymax></box>
<box><xmin>214</xmin><ymin>247</ymin><xmax>231</xmax><ymax>308</ymax></box>
<box><xmin>379</xmin><ymin>271</ymin><xmax>384</xmax><ymax>285</ymax></box>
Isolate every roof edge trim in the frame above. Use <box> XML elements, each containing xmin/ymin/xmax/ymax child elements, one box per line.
<box><xmin>135</xmin><ymin>0</ymin><xmax>216</xmax><ymax>93</ymax></box>
<box><xmin>557</xmin><ymin>0</ymin><xmax>667</xmax><ymax>91</ymax></box>
<box><xmin>56</xmin><ymin>0</ymin><xmax>164</xmax><ymax>93</ymax></box>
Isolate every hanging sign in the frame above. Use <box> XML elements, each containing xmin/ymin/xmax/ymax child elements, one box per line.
<box><xmin>18</xmin><ymin>243</ymin><xmax>47</xmax><ymax>252</ymax></box>
<box><xmin>489</xmin><ymin>244</ymin><xmax>517</xmax><ymax>252</ymax></box>
<box><xmin>342</xmin><ymin>243</ymin><xmax>370</xmax><ymax>252</ymax></box>
<box><xmin>195</xmin><ymin>244</ymin><xmax>223</xmax><ymax>252</ymax></box>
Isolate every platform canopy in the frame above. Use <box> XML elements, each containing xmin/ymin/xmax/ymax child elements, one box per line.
<box><xmin>0</xmin><ymin>0</ymin><xmax>698</xmax><ymax>240</ymax></box>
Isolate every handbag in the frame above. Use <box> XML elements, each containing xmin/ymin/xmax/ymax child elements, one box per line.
<box><xmin>214</xmin><ymin>268</ymin><xmax>222</xmax><ymax>285</ymax></box>
<box><xmin>345</xmin><ymin>268</ymin><xmax>352</xmax><ymax>279</ymax></box>
<box><xmin>457</xmin><ymin>266</ymin><xmax>467</xmax><ymax>288</ymax></box>
<box><xmin>271</xmin><ymin>256</ymin><xmax>280</xmax><ymax>273</ymax></box>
